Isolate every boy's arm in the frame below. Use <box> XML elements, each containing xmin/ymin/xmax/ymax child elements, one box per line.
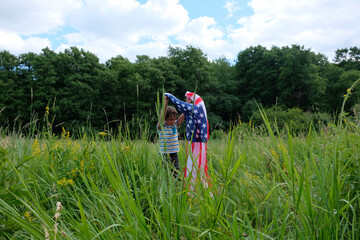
<box><xmin>177</xmin><ymin>113</ymin><xmax>185</xmax><ymax>127</ymax></box>
<box><xmin>157</xmin><ymin>96</ymin><xmax>168</xmax><ymax>129</ymax></box>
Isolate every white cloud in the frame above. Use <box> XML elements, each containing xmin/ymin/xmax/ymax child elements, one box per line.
<box><xmin>176</xmin><ymin>16</ymin><xmax>235</xmax><ymax>60</ymax></box>
<box><xmin>0</xmin><ymin>30</ymin><xmax>51</xmax><ymax>55</ymax></box>
<box><xmin>228</xmin><ymin>0</ymin><xmax>360</xmax><ymax>60</ymax></box>
<box><xmin>0</xmin><ymin>0</ymin><xmax>80</xmax><ymax>35</ymax></box>
<box><xmin>1</xmin><ymin>0</ymin><xmax>360</xmax><ymax>62</ymax></box>
<box><xmin>0</xmin><ymin>0</ymin><xmax>79</xmax><ymax>55</ymax></box>
<box><xmin>59</xmin><ymin>0</ymin><xmax>188</xmax><ymax>61</ymax></box>
<box><xmin>177</xmin><ymin>17</ymin><xmax>223</xmax><ymax>45</ymax></box>
<box><xmin>68</xmin><ymin>0</ymin><xmax>187</xmax><ymax>41</ymax></box>
<box><xmin>224</xmin><ymin>1</ymin><xmax>241</xmax><ymax>18</ymax></box>
<box><xmin>0</xmin><ymin>0</ymin><xmax>188</xmax><ymax>61</ymax></box>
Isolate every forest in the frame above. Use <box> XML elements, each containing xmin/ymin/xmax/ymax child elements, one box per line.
<box><xmin>1</xmin><ymin>45</ymin><xmax>360</xmax><ymax>137</ymax></box>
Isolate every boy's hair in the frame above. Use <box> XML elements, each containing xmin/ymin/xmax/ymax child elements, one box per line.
<box><xmin>165</xmin><ymin>106</ymin><xmax>178</xmax><ymax>120</ymax></box>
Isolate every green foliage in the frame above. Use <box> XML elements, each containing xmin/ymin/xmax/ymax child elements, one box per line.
<box><xmin>334</xmin><ymin>46</ymin><xmax>360</xmax><ymax>70</ymax></box>
<box><xmin>241</xmin><ymin>99</ymin><xmax>259</xmax><ymax>122</ymax></box>
<box><xmin>323</xmin><ymin>63</ymin><xmax>345</xmax><ymax>112</ymax></box>
<box><xmin>338</xmin><ymin>70</ymin><xmax>360</xmax><ymax>111</ymax></box>
<box><xmin>207</xmin><ymin>57</ymin><xmax>240</xmax><ymax>128</ymax></box>
<box><xmin>0</xmin><ymin>51</ymin><xmax>20</xmax><ymax>125</ymax></box>
<box><xmin>277</xmin><ymin>45</ymin><xmax>328</xmax><ymax>110</ymax></box>
<box><xmin>168</xmin><ymin>45</ymin><xmax>210</xmax><ymax>94</ymax></box>
<box><xmin>251</xmin><ymin>106</ymin><xmax>333</xmax><ymax>134</ymax></box>
<box><xmin>235</xmin><ymin>45</ymin><xmax>329</xmax><ymax>113</ymax></box>
<box><xmin>1</xmin><ymin>45</ymin><xmax>360</xmax><ymax>136</ymax></box>
<box><xmin>209</xmin><ymin>129</ymin><xmax>227</xmax><ymax>140</ymax></box>
<box><xmin>235</xmin><ymin>45</ymin><xmax>279</xmax><ymax>108</ymax></box>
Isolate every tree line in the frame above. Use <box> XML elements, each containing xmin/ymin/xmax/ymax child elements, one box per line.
<box><xmin>0</xmin><ymin>45</ymin><xmax>359</xmax><ymax>137</ymax></box>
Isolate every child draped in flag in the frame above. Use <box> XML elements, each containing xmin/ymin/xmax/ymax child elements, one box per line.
<box><xmin>157</xmin><ymin>95</ymin><xmax>185</xmax><ymax>178</ymax></box>
<box><xmin>164</xmin><ymin>92</ymin><xmax>210</xmax><ymax>191</ymax></box>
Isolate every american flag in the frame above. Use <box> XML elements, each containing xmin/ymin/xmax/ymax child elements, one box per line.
<box><xmin>165</xmin><ymin>92</ymin><xmax>211</xmax><ymax>193</ymax></box>
<box><xmin>164</xmin><ymin>93</ymin><xmax>208</xmax><ymax>143</ymax></box>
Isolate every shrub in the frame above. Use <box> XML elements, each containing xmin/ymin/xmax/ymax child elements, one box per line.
<box><xmin>210</xmin><ymin>129</ymin><xmax>226</xmax><ymax>140</ymax></box>
<box><xmin>251</xmin><ymin>107</ymin><xmax>333</xmax><ymax>134</ymax></box>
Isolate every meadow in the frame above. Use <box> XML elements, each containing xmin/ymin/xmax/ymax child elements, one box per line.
<box><xmin>1</xmin><ymin>107</ymin><xmax>359</xmax><ymax>240</ymax></box>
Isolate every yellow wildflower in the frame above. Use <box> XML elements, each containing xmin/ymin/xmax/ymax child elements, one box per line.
<box><xmin>68</xmin><ymin>168</ymin><xmax>78</xmax><ymax>178</ymax></box>
<box><xmin>67</xmin><ymin>179</ymin><xmax>74</xmax><ymax>186</ymax></box>
<box><xmin>278</xmin><ymin>144</ymin><xmax>288</xmax><ymax>154</ymax></box>
<box><xmin>24</xmin><ymin>211</ymin><xmax>31</xmax><ymax>218</ymax></box>
<box><xmin>24</xmin><ymin>211</ymin><xmax>35</xmax><ymax>222</ymax></box>
<box><xmin>98</xmin><ymin>132</ymin><xmax>107</xmax><ymax>136</ymax></box>
<box><xmin>57</xmin><ymin>177</ymin><xmax>67</xmax><ymax>186</ymax></box>
<box><xmin>121</xmin><ymin>145</ymin><xmax>131</xmax><ymax>152</ymax></box>
<box><xmin>32</xmin><ymin>138</ymin><xmax>41</xmax><ymax>156</ymax></box>
<box><xmin>61</xmin><ymin>127</ymin><xmax>66</xmax><ymax>138</ymax></box>
<box><xmin>57</xmin><ymin>177</ymin><xmax>75</xmax><ymax>186</ymax></box>
<box><xmin>90</xmin><ymin>162</ymin><xmax>95</xmax><ymax>170</ymax></box>
<box><xmin>80</xmin><ymin>160</ymin><xmax>85</xmax><ymax>172</ymax></box>
<box><xmin>270</xmin><ymin>149</ymin><xmax>279</xmax><ymax>160</ymax></box>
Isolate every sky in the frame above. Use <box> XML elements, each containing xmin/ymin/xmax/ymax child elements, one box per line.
<box><xmin>1</xmin><ymin>0</ymin><xmax>360</xmax><ymax>63</ymax></box>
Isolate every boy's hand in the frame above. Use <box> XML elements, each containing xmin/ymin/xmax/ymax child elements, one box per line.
<box><xmin>164</xmin><ymin>95</ymin><xmax>169</xmax><ymax>103</ymax></box>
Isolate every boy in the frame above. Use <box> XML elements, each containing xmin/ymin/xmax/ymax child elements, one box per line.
<box><xmin>157</xmin><ymin>95</ymin><xmax>185</xmax><ymax>178</ymax></box>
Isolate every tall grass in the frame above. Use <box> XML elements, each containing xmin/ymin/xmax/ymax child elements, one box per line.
<box><xmin>1</xmin><ymin>115</ymin><xmax>359</xmax><ymax>239</ymax></box>
<box><xmin>1</xmin><ymin>84</ymin><xmax>360</xmax><ymax>239</ymax></box>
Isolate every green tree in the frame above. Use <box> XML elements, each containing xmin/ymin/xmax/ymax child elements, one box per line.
<box><xmin>334</xmin><ymin>46</ymin><xmax>360</xmax><ymax>70</ymax></box>
<box><xmin>208</xmin><ymin>57</ymin><xmax>239</xmax><ymax>128</ymax></box>
<box><xmin>0</xmin><ymin>51</ymin><xmax>19</xmax><ymax>125</ymax></box>
<box><xmin>152</xmin><ymin>56</ymin><xmax>182</xmax><ymax>94</ymax></box>
<box><xmin>234</xmin><ymin>45</ymin><xmax>280</xmax><ymax>120</ymax></box>
<box><xmin>133</xmin><ymin>55</ymin><xmax>163</xmax><ymax>117</ymax></box>
<box><xmin>29</xmin><ymin>48</ymin><xmax>58</xmax><ymax>120</ymax></box>
<box><xmin>17</xmin><ymin>52</ymin><xmax>38</xmax><ymax>126</ymax></box>
<box><xmin>55</xmin><ymin>47</ymin><xmax>103</xmax><ymax>131</ymax></box>
<box><xmin>236</xmin><ymin>45</ymin><xmax>280</xmax><ymax>104</ymax></box>
<box><xmin>105</xmin><ymin>55</ymin><xmax>136</xmax><ymax>125</ymax></box>
<box><xmin>323</xmin><ymin>63</ymin><xmax>345</xmax><ymax>113</ymax></box>
<box><xmin>276</xmin><ymin>45</ymin><xmax>327</xmax><ymax>110</ymax></box>
<box><xmin>338</xmin><ymin>70</ymin><xmax>360</xmax><ymax>112</ymax></box>
<box><xmin>167</xmin><ymin>46</ymin><xmax>211</xmax><ymax>96</ymax></box>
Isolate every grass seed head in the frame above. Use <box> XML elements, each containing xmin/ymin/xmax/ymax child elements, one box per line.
<box><xmin>56</xmin><ymin>202</ymin><xmax>62</xmax><ymax>212</ymax></box>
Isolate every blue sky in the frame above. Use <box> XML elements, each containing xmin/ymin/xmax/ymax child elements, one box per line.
<box><xmin>1</xmin><ymin>0</ymin><xmax>359</xmax><ymax>63</ymax></box>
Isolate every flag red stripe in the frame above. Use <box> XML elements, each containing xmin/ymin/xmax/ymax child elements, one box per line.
<box><xmin>195</xmin><ymin>97</ymin><xmax>203</xmax><ymax>105</ymax></box>
<box><xmin>198</xmin><ymin>142</ymin><xmax>202</xmax><ymax>174</ymax></box>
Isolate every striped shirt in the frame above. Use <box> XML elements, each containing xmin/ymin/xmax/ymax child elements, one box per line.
<box><xmin>158</xmin><ymin>121</ymin><xmax>180</xmax><ymax>153</ymax></box>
